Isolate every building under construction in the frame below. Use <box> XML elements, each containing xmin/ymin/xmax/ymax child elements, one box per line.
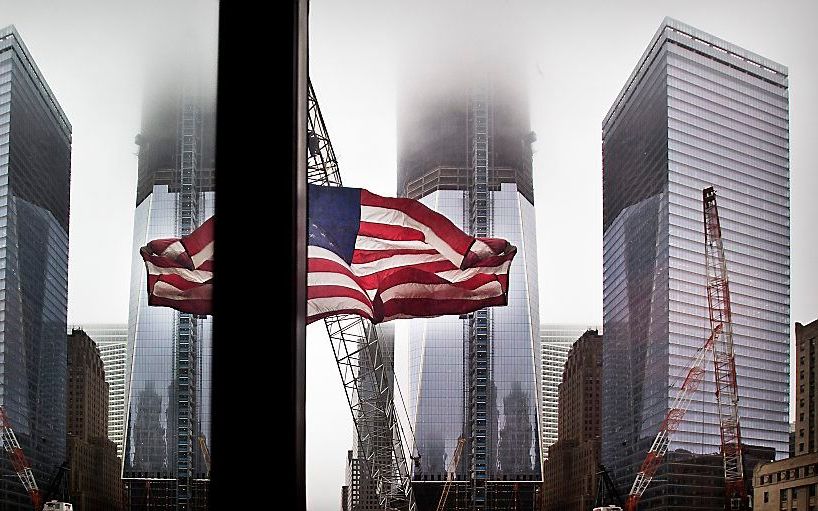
<box><xmin>122</xmin><ymin>55</ymin><xmax>215</xmax><ymax>511</ymax></box>
<box><xmin>397</xmin><ymin>54</ymin><xmax>542</xmax><ymax>510</ymax></box>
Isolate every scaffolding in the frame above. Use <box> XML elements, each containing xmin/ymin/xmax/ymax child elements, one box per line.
<box><xmin>307</xmin><ymin>80</ymin><xmax>416</xmax><ymax>511</ymax></box>
<box><xmin>174</xmin><ymin>87</ymin><xmax>202</xmax><ymax>510</ymax></box>
<box><xmin>467</xmin><ymin>77</ymin><xmax>493</xmax><ymax>511</ymax></box>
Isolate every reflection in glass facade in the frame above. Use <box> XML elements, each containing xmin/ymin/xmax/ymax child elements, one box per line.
<box><xmin>0</xmin><ymin>26</ymin><xmax>71</xmax><ymax>511</ymax></box>
<box><xmin>123</xmin><ymin>70</ymin><xmax>215</xmax><ymax>510</ymax></box>
<box><xmin>601</xmin><ymin>17</ymin><xmax>789</xmax><ymax>509</ymax></box>
<box><xmin>399</xmin><ymin>70</ymin><xmax>541</xmax><ymax>509</ymax></box>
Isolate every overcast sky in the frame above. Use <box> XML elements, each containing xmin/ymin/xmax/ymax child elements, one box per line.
<box><xmin>0</xmin><ymin>0</ymin><xmax>218</xmax><ymax>325</ymax></box>
<box><xmin>308</xmin><ymin>1</ymin><xmax>818</xmax><ymax>509</ymax></box>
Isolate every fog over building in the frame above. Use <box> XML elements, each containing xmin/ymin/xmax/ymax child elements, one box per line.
<box><xmin>398</xmin><ymin>37</ymin><xmax>542</xmax><ymax>508</ymax></box>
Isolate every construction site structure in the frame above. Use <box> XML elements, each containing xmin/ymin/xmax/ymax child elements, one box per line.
<box><xmin>307</xmin><ymin>80</ymin><xmax>416</xmax><ymax>511</ymax></box>
<box><xmin>702</xmin><ymin>187</ymin><xmax>747</xmax><ymax>510</ymax></box>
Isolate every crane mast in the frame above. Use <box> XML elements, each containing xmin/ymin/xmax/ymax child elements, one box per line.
<box><xmin>703</xmin><ymin>187</ymin><xmax>746</xmax><ymax>510</ymax></box>
<box><xmin>0</xmin><ymin>406</ymin><xmax>42</xmax><ymax>510</ymax></box>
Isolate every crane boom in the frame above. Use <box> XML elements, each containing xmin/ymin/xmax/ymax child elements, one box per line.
<box><xmin>703</xmin><ymin>187</ymin><xmax>747</xmax><ymax>510</ymax></box>
<box><xmin>624</xmin><ymin>325</ymin><xmax>720</xmax><ymax>511</ymax></box>
<box><xmin>0</xmin><ymin>406</ymin><xmax>41</xmax><ymax>510</ymax></box>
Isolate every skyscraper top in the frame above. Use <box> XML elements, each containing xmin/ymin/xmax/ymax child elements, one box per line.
<box><xmin>0</xmin><ymin>25</ymin><xmax>71</xmax><ymax>135</ymax></box>
<box><xmin>603</xmin><ymin>17</ymin><xmax>788</xmax><ymax>131</ymax></box>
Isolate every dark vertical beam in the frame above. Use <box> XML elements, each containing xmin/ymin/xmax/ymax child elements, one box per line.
<box><xmin>211</xmin><ymin>1</ymin><xmax>307</xmax><ymax>509</ymax></box>
<box><xmin>293</xmin><ymin>0</ymin><xmax>309</xmax><ymax>509</ymax></box>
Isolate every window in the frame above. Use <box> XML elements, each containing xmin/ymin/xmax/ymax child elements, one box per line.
<box><xmin>763</xmin><ymin>491</ymin><xmax>769</xmax><ymax>502</ymax></box>
<box><xmin>782</xmin><ymin>488</ymin><xmax>788</xmax><ymax>501</ymax></box>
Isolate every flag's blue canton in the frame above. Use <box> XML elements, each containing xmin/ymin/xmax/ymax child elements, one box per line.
<box><xmin>308</xmin><ymin>184</ymin><xmax>361</xmax><ymax>264</ymax></box>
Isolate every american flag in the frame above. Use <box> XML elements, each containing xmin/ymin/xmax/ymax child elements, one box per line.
<box><xmin>307</xmin><ymin>184</ymin><xmax>516</xmax><ymax>325</ymax></box>
<box><xmin>141</xmin><ymin>216</ymin><xmax>214</xmax><ymax>315</ymax></box>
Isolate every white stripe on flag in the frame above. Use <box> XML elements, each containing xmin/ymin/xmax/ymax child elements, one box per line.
<box><xmin>308</xmin><ymin>272</ymin><xmax>371</xmax><ymax>302</ymax></box>
<box><xmin>360</xmin><ymin>205</ymin><xmax>464</xmax><ymax>268</ymax></box>
<box><xmin>308</xmin><ymin>296</ymin><xmax>374</xmax><ymax>320</ymax></box>
<box><xmin>354</xmin><ymin>236</ymin><xmax>430</xmax><ymax>251</ymax></box>
<box><xmin>145</xmin><ymin>261</ymin><xmax>213</xmax><ymax>283</ymax></box>
<box><xmin>190</xmin><ymin>240</ymin><xmax>214</xmax><ymax>268</ymax></box>
<box><xmin>379</xmin><ymin>281</ymin><xmax>503</xmax><ymax>304</ymax></box>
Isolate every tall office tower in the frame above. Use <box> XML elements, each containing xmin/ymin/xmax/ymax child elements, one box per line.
<box><xmin>542</xmin><ymin>330</ymin><xmax>602</xmax><ymax>511</ymax></box>
<box><xmin>69</xmin><ymin>323</ymin><xmax>128</xmax><ymax>458</ymax></box>
<box><xmin>67</xmin><ymin>329</ymin><xmax>124</xmax><ymax>511</ymax></box>
<box><xmin>0</xmin><ymin>26</ymin><xmax>71</xmax><ymax>510</ymax></box>
<box><xmin>601</xmin><ymin>17</ymin><xmax>789</xmax><ymax>510</ymax></box>
<box><xmin>540</xmin><ymin>324</ymin><xmax>599</xmax><ymax>461</ymax></box>
<box><xmin>122</xmin><ymin>62</ymin><xmax>215</xmax><ymax>510</ymax></box>
<box><xmin>399</xmin><ymin>59</ymin><xmax>541</xmax><ymax>510</ymax></box>
<box><xmin>341</xmin><ymin>323</ymin><xmax>395</xmax><ymax>511</ymax></box>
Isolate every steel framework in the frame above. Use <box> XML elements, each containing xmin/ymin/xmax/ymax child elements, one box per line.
<box><xmin>307</xmin><ymin>80</ymin><xmax>416</xmax><ymax>511</ymax></box>
<box><xmin>703</xmin><ymin>187</ymin><xmax>746</xmax><ymax>510</ymax></box>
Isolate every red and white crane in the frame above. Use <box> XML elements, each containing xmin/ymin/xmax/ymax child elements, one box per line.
<box><xmin>703</xmin><ymin>186</ymin><xmax>747</xmax><ymax>510</ymax></box>
<box><xmin>625</xmin><ymin>187</ymin><xmax>747</xmax><ymax>511</ymax></box>
<box><xmin>0</xmin><ymin>406</ymin><xmax>42</xmax><ymax>510</ymax></box>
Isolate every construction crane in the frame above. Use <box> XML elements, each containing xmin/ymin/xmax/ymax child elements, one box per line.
<box><xmin>0</xmin><ymin>406</ymin><xmax>42</xmax><ymax>510</ymax></box>
<box><xmin>625</xmin><ymin>187</ymin><xmax>747</xmax><ymax>511</ymax></box>
<box><xmin>307</xmin><ymin>80</ymin><xmax>416</xmax><ymax>511</ymax></box>
<box><xmin>624</xmin><ymin>325</ymin><xmax>721</xmax><ymax>511</ymax></box>
<box><xmin>703</xmin><ymin>186</ymin><xmax>747</xmax><ymax>510</ymax></box>
<box><xmin>435</xmin><ymin>436</ymin><xmax>466</xmax><ymax>511</ymax></box>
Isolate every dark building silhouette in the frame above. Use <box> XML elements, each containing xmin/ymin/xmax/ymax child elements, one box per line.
<box><xmin>543</xmin><ymin>330</ymin><xmax>602</xmax><ymax>511</ymax></box>
<box><xmin>0</xmin><ymin>25</ymin><xmax>71</xmax><ymax>511</ymax></box>
<box><xmin>67</xmin><ymin>329</ymin><xmax>123</xmax><ymax>511</ymax></box>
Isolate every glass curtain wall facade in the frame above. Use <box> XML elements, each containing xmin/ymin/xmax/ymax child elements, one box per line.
<box><xmin>122</xmin><ymin>69</ymin><xmax>215</xmax><ymax>511</ymax></box>
<box><xmin>68</xmin><ymin>324</ymin><xmax>128</xmax><ymax>459</ymax></box>
<box><xmin>539</xmin><ymin>324</ymin><xmax>599</xmax><ymax>461</ymax></box>
<box><xmin>0</xmin><ymin>26</ymin><xmax>71</xmax><ymax>511</ymax></box>
<box><xmin>601</xmin><ymin>17</ymin><xmax>789</xmax><ymax>510</ymax></box>
<box><xmin>400</xmin><ymin>69</ymin><xmax>541</xmax><ymax>510</ymax></box>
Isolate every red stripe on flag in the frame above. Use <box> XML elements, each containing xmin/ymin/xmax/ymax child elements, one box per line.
<box><xmin>358</xmin><ymin>221</ymin><xmax>425</xmax><ymax>242</ymax></box>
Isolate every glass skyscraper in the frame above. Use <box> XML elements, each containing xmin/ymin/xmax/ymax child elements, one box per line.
<box><xmin>601</xmin><ymin>17</ymin><xmax>789</xmax><ymax>509</ymax></box>
<box><xmin>122</xmin><ymin>66</ymin><xmax>215</xmax><ymax>510</ymax></box>
<box><xmin>0</xmin><ymin>26</ymin><xmax>71</xmax><ymax>511</ymax></box>
<box><xmin>399</xmin><ymin>64</ymin><xmax>541</xmax><ymax>510</ymax></box>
